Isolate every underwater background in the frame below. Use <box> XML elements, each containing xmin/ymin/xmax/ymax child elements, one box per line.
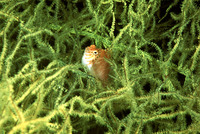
<box><xmin>0</xmin><ymin>0</ymin><xmax>200</xmax><ymax>133</ymax></box>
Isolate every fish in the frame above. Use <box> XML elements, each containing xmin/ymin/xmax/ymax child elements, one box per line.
<box><xmin>82</xmin><ymin>45</ymin><xmax>110</xmax><ymax>84</ymax></box>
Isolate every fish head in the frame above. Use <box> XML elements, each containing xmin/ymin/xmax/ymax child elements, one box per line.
<box><xmin>82</xmin><ymin>45</ymin><xmax>100</xmax><ymax>71</ymax></box>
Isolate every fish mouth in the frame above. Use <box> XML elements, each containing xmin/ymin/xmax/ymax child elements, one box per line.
<box><xmin>82</xmin><ymin>54</ymin><xmax>93</xmax><ymax>66</ymax></box>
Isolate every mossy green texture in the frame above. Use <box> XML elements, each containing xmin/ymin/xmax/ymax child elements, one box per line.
<box><xmin>0</xmin><ymin>0</ymin><xmax>200</xmax><ymax>133</ymax></box>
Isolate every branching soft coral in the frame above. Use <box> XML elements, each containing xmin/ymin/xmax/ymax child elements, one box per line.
<box><xmin>0</xmin><ymin>0</ymin><xmax>200</xmax><ymax>133</ymax></box>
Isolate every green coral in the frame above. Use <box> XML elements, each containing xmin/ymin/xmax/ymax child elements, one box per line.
<box><xmin>0</xmin><ymin>0</ymin><xmax>200</xmax><ymax>133</ymax></box>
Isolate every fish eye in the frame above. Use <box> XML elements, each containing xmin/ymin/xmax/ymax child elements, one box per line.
<box><xmin>93</xmin><ymin>51</ymin><xmax>98</xmax><ymax>55</ymax></box>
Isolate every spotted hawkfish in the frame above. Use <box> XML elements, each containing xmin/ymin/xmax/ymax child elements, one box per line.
<box><xmin>82</xmin><ymin>45</ymin><xmax>110</xmax><ymax>84</ymax></box>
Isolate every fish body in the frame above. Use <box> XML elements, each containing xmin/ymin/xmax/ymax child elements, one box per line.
<box><xmin>82</xmin><ymin>45</ymin><xmax>110</xmax><ymax>82</ymax></box>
